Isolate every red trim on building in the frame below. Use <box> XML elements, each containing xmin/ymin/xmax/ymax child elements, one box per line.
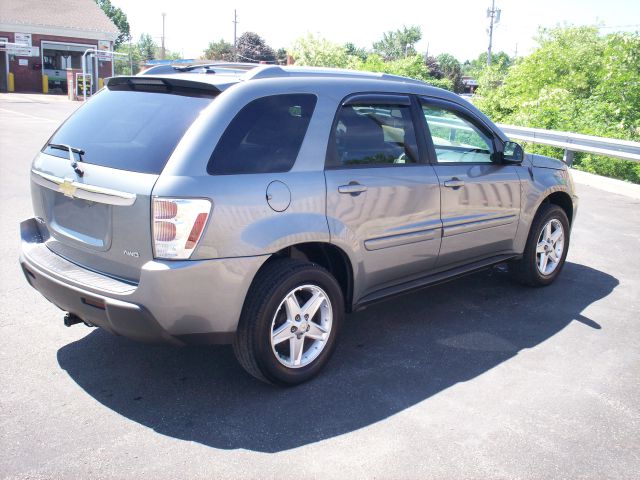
<box><xmin>0</xmin><ymin>31</ymin><xmax>112</xmax><ymax>92</ymax></box>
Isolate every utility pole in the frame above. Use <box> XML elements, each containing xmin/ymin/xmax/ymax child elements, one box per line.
<box><xmin>233</xmin><ymin>9</ymin><xmax>239</xmax><ymax>62</ymax></box>
<box><xmin>129</xmin><ymin>36</ymin><xmax>133</xmax><ymax>74</ymax></box>
<box><xmin>486</xmin><ymin>0</ymin><xmax>501</xmax><ymax>66</ymax></box>
<box><xmin>161</xmin><ymin>12</ymin><xmax>166</xmax><ymax>60</ymax></box>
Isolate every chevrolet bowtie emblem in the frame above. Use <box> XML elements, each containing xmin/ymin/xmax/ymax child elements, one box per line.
<box><xmin>58</xmin><ymin>178</ymin><xmax>77</xmax><ymax>198</ymax></box>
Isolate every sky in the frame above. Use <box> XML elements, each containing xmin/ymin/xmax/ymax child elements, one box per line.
<box><xmin>110</xmin><ymin>0</ymin><xmax>640</xmax><ymax>61</ymax></box>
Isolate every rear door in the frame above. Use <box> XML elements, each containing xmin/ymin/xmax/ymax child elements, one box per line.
<box><xmin>418</xmin><ymin>97</ymin><xmax>521</xmax><ymax>268</ymax></box>
<box><xmin>31</xmin><ymin>79</ymin><xmax>216</xmax><ymax>282</ymax></box>
<box><xmin>325</xmin><ymin>94</ymin><xmax>442</xmax><ymax>297</ymax></box>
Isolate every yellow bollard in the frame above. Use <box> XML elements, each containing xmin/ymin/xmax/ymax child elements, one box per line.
<box><xmin>42</xmin><ymin>74</ymin><xmax>48</xmax><ymax>94</ymax></box>
<box><xmin>8</xmin><ymin>72</ymin><xmax>15</xmax><ymax>92</ymax></box>
<box><xmin>98</xmin><ymin>77</ymin><xmax>104</xmax><ymax>90</ymax></box>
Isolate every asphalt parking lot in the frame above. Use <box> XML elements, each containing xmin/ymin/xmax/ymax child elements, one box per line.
<box><xmin>1</xmin><ymin>93</ymin><xmax>639</xmax><ymax>479</ymax></box>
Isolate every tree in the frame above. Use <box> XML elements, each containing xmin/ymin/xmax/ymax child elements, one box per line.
<box><xmin>344</xmin><ymin>42</ymin><xmax>368</xmax><ymax>62</ymax></box>
<box><xmin>164</xmin><ymin>50</ymin><xmax>182</xmax><ymax>61</ymax></box>
<box><xmin>436</xmin><ymin>53</ymin><xmax>464</xmax><ymax>93</ymax></box>
<box><xmin>236</xmin><ymin>32</ymin><xmax>276</xmax><ymax>63</ymax></box>
<box><xmin>276</xmin><ymin>48</ymin><xmax>288</xmax><ymax>65</ymax></box>
<box><xmin>114</xmin><ymin>42</ymin><xmax>139</xmax><ymax>75</ymax></box>
<box><xmin>115</xmin><ymin>38</ymin><xmax>182</xmax><ymax>75</ymax></box>
<box><xmin>290</xmin><ymin>34</ymin><xmax>350</xmax><ymax>68</ymax></box>
<box><xmin>203</xmin><ymin>39</ymin><xmax>234</xmax><ymax>61</ymax></box>
<box><xmin>424</xmin><ymin>56</ymin><xmax>443</xmax><ymax>79</ymax></box>
<box><xmin>354</xmin><ymin>54</ymin><xmax>453</xmax><ymax>90</ymax></box>
<box><xmin>373</xmin><ymin>26</ymin><xmax>422</xmax><ymax>61</ymax></box>
<box><xmin>289</xmin><ymin>34</ymin><xmax>452</xmax><ymax>90</ymax></box>
<box><xmin>95</xmin><ymin>0</ymin><xmax>130</xmax><ymax>48</ymax></box>
<box><xmin>463</xmin><ymin>51</ymin><xmax>511</xmax><ymax>76</ymax></box>
<box><xmin>138</xmin><ymin>33</ymin><xmax>157</xmax><ymax>62</ymax></box>
<box><xmin>474</xmin><ymin>26</ymin><xmax>640</xmax><ymax>183</ymax></box>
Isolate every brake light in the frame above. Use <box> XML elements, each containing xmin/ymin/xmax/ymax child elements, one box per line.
<box><xmin>152</xmin><ymin>198</ymin><xmax>211</xmax><ymax>259</ymax></box>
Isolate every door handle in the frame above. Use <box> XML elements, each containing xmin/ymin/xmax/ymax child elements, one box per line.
<box><xmin>338</xmin><ymin>183</ymin><xmax>368</xmax><ymax>195</ymax></box>
<box><xmin>443</xmin><ymin>178</ymin><xmax>465</xmax><ymax>189</ymax></box>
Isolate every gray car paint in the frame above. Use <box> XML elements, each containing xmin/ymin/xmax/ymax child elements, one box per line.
<box><xmin>325</xmin><ymin>164</ymin><xmax>442</xmax><ymax>300</ymax></box>
<box><xmin>529</xmin><ymin>153</ymin><xmax>567</xmax><ymax>170</ymax></box>
<box><xmin>433</xmin><ymin>163</ymin><xmax>522</xmax><ymax>268</ymax></box>
<box><xmin>29</xmin><ymin>154</ymin><xmax>159</xmax><ymax>282</ymax></box>
<box><xmin>20</xmin><ymin>66</ymin><xmax>578</xmax><ymax>343</ymax></box>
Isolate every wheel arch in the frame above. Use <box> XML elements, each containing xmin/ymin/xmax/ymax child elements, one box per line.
<box><xmin>258</xmin><ymin>242</ymin><xmax>355</xmax><ymax>312</ymax></box>
<box><xmin>540</xmin><ymin>190</ymin><xmax>574</xmax><ymax>225</ymax></box>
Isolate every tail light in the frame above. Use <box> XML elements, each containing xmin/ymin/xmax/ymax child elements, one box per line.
<box><xmin>152</xmin><ymin>198</ymin><xmax>211</xmax><ymax>259</ymax></box>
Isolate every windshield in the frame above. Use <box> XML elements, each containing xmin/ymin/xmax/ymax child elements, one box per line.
<box><xmin>43</xmin><ymin>88</ymin><xmax>215</xmax><ymax>174</ymax></box>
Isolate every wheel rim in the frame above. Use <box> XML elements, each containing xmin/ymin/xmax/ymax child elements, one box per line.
<box><xmin>536</xmin><ymin>219</ymin><xmax>565</xmax><ymax>276</ymax></box>
<box><xmin>270</xmin><ymin>284</ymin><xmax>333</xmax><ymax>369</ymax></box>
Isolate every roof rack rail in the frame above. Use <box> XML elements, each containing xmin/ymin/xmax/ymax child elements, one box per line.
<box><xmin>241</xmin><ymin>65</ymin><xmax>427</xmax><ymax>85</ymax></box>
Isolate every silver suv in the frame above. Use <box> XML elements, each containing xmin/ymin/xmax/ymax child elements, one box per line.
<box><xmin>19</xmin><ymin>65</ymin><xmax>578</xmax><ymax>385</ymax></box>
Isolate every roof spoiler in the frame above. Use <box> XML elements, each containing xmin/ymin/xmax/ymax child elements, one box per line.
<box><xmin>105</xmin><ymin>76</ymin><xmax>221</xmax><ymax>94</ymax></box>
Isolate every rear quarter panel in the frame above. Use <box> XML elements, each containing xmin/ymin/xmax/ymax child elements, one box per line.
<box><xmin>153</xmin><ymin>79</ymin><xmax>344</xmax><ymax>258</ymax></box>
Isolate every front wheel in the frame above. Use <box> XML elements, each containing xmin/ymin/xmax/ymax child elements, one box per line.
<box><xmin>510</xmin><ymin>204</ymin><xmax>570</xmax><ymax>287</ymax></box>
<box><xmin>233</xmin><ymin>259</ymin><xmax>344</xmax><ymax>385</ymax></box>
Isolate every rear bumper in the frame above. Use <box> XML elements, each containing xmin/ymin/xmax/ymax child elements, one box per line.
<box><xmin>19</xmin><ymin>218</ymin><xmax>267</xmax><ymax>344</ymax></box>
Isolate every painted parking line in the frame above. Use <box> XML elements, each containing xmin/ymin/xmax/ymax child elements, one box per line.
<box><xmin>0</xmin><ymin>107</ymin><xmax>58</xmax><ymax>122</ymax></box>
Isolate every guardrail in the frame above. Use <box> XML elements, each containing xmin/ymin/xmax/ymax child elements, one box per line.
<box><xmin>497</xmin><ymin>124</ymin><xmax>640</xmax><ymax>165</ymax></box>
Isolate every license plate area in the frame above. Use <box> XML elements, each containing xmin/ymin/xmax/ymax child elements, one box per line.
<box><xmin>43</xmin><ymin>189</ymin><xmax>112</xmax><ymax>250</ymax></box>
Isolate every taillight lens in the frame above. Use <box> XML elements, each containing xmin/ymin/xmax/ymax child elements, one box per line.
<box><xmin>152</xmin><ymin>198</ymin><xmax>211</xmax><ymax>259</ymax></box>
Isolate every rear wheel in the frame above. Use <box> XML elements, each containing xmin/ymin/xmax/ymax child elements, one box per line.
<box><xmin>510</xmin><ymin>204</ymin><xmax>570</xmax><ymax>287</ymax></box>
<box><xmin>233</xmin><ymin>259</ymin><xmax>344</xmax><ymax>385</ymax></box>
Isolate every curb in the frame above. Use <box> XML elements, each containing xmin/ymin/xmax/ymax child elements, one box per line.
<box><xmin>570</xmin><ymin>168</ymin><xmax>640</xmax><ymax>200</ymax></box>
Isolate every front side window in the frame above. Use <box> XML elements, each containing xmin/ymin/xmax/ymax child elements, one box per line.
<box><xmin>422</xmin><ymin>103</ymin><xmax>494</xmax><ymax>164</ymax></box>
<box><xmin>208</xmin><ymin>94</ymin><xmax>317</xmax><ymax>175</ymax></box>
<box><xmin>331</xmin><ymin>101</ymin><xmax>419</xmax><ymax>167</ymax></box>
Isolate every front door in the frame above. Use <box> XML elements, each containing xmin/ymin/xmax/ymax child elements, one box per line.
<box><xmin>419</xmin><ymin>98</ymin><xmax>521</xmax><ymax>268</ymax></box>
<box><xmin>325</xmin><ymin>94</ymin><xmax>442</xmax><ymax>300</ymax></box>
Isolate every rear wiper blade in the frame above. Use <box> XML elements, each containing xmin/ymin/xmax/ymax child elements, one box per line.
<box><xmin>48</xmin><ymin>143</ymin><xmax>85</xmax><ymax>155</ymax></box>
<box><xmin>47</xmin><ymin>143</ymin><xmax>85</xmax><ymax>177</ymax></box>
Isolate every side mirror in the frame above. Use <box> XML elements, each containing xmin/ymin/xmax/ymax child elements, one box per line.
<box><xmin>502</xmin><ymin>141</ymin><xmax>524</xmax><ymax>164</ymax></box>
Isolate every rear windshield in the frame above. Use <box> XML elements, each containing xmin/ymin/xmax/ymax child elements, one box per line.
<box><xmin>43</xmin><ymin>88</ymin><xmax>215</xmax><ymax>174</ymax></box>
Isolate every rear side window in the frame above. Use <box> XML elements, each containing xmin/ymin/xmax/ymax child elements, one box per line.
<box><xmin>43</xmin><ymin>89</ymin><xmax>214</xmax><ymax>174</ymax></box>
<box><xmin>208</xmin><ymin>94</ymin><xmax>317</xmax><ymax>175</ymax></box>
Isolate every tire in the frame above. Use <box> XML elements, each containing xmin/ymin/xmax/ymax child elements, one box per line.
<box><xmin>233</xmin><ymin>258</ymin><xmax>344</xmax><ymax>385</ymax></box>
<box><xmin>510</xmin><ymin>203</ymin><xmax>570</xmax><ymax>287</ymax></box>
